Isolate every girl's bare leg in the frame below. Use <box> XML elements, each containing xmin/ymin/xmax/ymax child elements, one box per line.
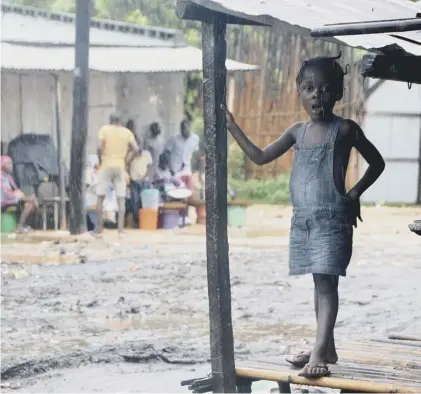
<box><xmin>298</xmin><ymin>274</ymin><xmax>339</xmax><ymax>377</ymax></box>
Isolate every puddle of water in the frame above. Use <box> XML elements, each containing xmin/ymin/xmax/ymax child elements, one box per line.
<box><xmin>1</xmin><ymin>337</ymin><xmax>90</xmax><ymax>357</ymax></box>
<box><xmin>5</xmin><ymin>363</ymin><xmax>279</xmax><ymax>393</ymax></box>
<box><xmin>104</xmin><ymin>315</ymin><xmax>208</xmax><ymax>335</ymax></box>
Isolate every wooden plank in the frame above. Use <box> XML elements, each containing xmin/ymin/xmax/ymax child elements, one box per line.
<box><xmin>201</xmin><ymin>15</ymin><xmax>236</xmax><ymax>393</ymax></box>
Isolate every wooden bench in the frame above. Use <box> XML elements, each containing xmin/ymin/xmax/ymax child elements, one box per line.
<box><xmin>160</xmin><ymin>202</ymin><xmax>188</xmax><ymax>228</ymax></box>
<box><xmin>183</xmin><ymin>338</ymin><xmax>421</xmax><ymax>393</ymax></box>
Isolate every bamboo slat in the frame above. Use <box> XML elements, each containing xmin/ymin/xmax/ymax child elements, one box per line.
<box><xmin>388</xmin><ymin>333</ymin><xmax>421</xmax><ymax>342</ymax></box>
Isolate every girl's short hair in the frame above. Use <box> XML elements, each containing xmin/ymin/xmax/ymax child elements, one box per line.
<box><xmin>296</xmin><ymin>53</ymin><xmax>346</xmax><ymax>100</ymax></box>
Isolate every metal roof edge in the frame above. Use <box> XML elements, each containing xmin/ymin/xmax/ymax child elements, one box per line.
<box><xmin>185</xmin><ymin>0</ymin><xmax>342</xmax><ymax>43</ymax></box>
<box><xmin>187</xmin><ymin>0</ymin><xmax>421</xmax><ymax>55</ymax></box>
<box><xmin>0</xmin><ymin>2</ymin><xmax>185</xmax><ymax>43</ymax></box>
<box><xmin>0</xmin><ymin>39</ymin><xmax>187</xmax><ymax>49</ymax></box>
<box><xmin>0</xmin><ymin>43</ymin><xmax>259</xmax><ymax>73</ymax></box>
<box><xmin>185</xmin><ymin>0</ymin><xmax>273</xmax><ymax>25</ymax></box>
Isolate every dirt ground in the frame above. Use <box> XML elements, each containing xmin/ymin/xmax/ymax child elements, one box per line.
<box><xmin>1</xmin><ymin>205</ymin><xmax>420</xmax><ymax>392</ymax></box>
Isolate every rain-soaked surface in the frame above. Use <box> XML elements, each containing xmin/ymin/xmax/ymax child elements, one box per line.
<box><xmin>1</xmin><ymin>205</ymin><xmax>420</xmax><ymax>392</ymax></box>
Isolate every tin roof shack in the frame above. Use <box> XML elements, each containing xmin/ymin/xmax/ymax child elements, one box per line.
<box><xmin>176</xmin><ymin>0</ymin><xmax>421</xmax><ymax>392</ymax></box>
<box><xmin>0</xmin><ymin>3</ymin><xmax>257</xmax><ymax>165</ymax></box>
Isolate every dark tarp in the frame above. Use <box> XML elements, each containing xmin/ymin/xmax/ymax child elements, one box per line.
<box><xmin>7</xmin><ymin>134</ymin><xmax>65</xmax><ymax>191</ymax></box>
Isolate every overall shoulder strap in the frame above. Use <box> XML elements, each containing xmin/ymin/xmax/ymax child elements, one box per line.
<box><xmin>297</xmin><ymin>121</ymin><xmax>309</xmax><ymax>144</ymax></box>
<box><xmin>326</xmin><ymin>116</ymin><xmax>341</xmax><ymax>144</ymax></box>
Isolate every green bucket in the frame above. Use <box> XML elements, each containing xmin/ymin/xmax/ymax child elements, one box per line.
<box><xmin>227</xmin><ymin>204</ymin><xmax>247</xmax><ymax>228</ymax></box>
<box><xmin>1</xmin><ymin>211</ymin><xmax>17</xmax><ymax>234</ymax></box>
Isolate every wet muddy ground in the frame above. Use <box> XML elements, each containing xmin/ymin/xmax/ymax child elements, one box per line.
<box><xmin>1</xmin><ymin>205</ymin><xmax>420</xmax><ymax>392</ymax></box>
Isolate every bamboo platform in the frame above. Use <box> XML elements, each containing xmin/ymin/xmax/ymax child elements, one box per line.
<box><xmin>182</xmin><ymin>338</ymin><xmax>421</xmax><ymax>393</ymax></box>
<box><xmin>236</xmin><ymin>339</ymin><xmax>421</xmax><ymax>393</ymax></box>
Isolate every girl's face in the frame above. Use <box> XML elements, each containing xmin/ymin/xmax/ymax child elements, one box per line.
<box><xmin>298</xmin><ymin>67</ymin><xmax>339</xmax><ymax>120</ymax></box>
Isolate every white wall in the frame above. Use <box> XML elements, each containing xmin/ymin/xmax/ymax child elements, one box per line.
<box><xmin>1</xmin><ymin>70</ymin><xmax>185</xmax><ymax>165</ymax></box>
<box><xmin>360</xmin><ymin>80</ymin><xmax>421</xmax><ymax>204</ymax></box>
<box><xmin>1</xmin><ymin>72</ymin><xmax>55</xmax><ymax>142</ymax></box>
<box><xmin>115</xmin><ymin>72</ymin><xmax>185</xmax><ymax>142</ymax></box>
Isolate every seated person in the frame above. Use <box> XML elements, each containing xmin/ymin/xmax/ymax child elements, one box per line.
<box><xmin>1</xmin><ymin>155</ymin><xmax>38</xmax><ymax>232</ymax></box>
<box><xmin>154</xmin><ymin>153</ymin><xmax>191</xmax><ymax>225</ymax></box>
<box><xmin>154</xmin><ymin>153</ymin><xmax>185</xmax><ymax>196</ymax></box>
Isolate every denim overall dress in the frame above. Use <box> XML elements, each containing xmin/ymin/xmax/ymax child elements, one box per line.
<box><xmin>289</xmin><ymin>116</ymin><xmax>353</xmax><ymax>277</ymax></box>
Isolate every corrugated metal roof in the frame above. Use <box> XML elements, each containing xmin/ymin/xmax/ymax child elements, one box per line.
<box><xmin>1</xmin><ymin>43</ymin><xmax>258</xmax><ymax>73</ymax></box>
<box><xmin>1</xmin><ymin>3</ymin><xmax>181</xmax><ymax>46</ymax></box>
<box><xmin>189</xmin><ymin>0</ymin><xmax>421</xmax><ymax>55</ymax></box>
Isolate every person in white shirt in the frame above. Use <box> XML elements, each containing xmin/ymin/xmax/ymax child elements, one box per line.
<box><xmin>145</xmin><ymin>122</ymin><xmax>165</xmax><ymax>179</ymax></box>
<box><xmin>165</xmin><ymin>119</ymin><xmax>199</xmax><ymax>191</ymax></box>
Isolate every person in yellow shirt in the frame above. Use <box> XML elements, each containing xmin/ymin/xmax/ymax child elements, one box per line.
<box><xmin>96</xmin><ymin>114</ymin><xmax>138</xmax><ymax>235</ymax></box>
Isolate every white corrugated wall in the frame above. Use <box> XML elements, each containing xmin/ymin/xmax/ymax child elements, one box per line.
<box><xmin>1</xmin><ymin>70</ymin><xmax>185</xmax><ymax>166</ymax></box>
<box><xmin>360</xmin><ymin>80</ymin><xmax>421</xmax><ymax>205</ymax></box>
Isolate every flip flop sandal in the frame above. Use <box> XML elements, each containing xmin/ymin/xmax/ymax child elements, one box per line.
<box><xmin>285</xmin><ymin>352</ymin><xmax>310</xmax><ymax>368</ymax></box>
<box><xmin>298</xmin><ymin>363</ymin><xmax>331</xmax><ymax>379</ymax></box>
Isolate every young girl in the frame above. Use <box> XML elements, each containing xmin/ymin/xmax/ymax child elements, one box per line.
<box><xmin>222</xmin><ymin>54</ymin><xmax>385</xmax><ymax>378</ymax></box>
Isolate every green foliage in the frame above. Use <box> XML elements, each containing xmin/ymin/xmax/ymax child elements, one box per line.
<box><xmin>227</xmin><ymin>142</ymin><xmax>289</xmax><ymax>204</ymax></box>
<box><xmin>125</xmin><ymin>8</ymin><xmax>149</xmax><ymax>25</ymax></box>
<box><xmin>228</xmin><ymin>142</ymin><xmax>246</xmax><ymax>180</ymax></box>
<box><xmin>14</xmin><ymin>0</ymin><xmax>201</xmax><ymax>46</ymax></box>
<box><xmin>229</xmin><ymin>174</ymin><xmax>290</xmax><ymax>204</ymax></box>
<box><xmin>184</xmin><ymin>28</ymin><xmax>201</xmax><ymax>47</ymax></box>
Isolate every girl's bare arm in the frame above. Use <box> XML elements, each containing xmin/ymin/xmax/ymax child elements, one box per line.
<box><xmin>222</xmin><ymin>105</ymin><xmax>299</xmax><ymax>166</ymax></box>
<box><xmin>347</xmin><ymin>120</ymin><xmax>385</xmax><ymax>199</ymax></box>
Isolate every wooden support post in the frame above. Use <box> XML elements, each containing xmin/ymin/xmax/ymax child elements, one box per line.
<box><xmin>278</xmin><ymin>381</ymin><xmax>291</xmax><ymax>393</ymax></box>
<box><xmin>69</xmin><ymin>0</ymin><xmax>90</xmax><ymax>234</ymax></box>
<box><xmin>202</xmin><ymin>16</ymin><xmax>236</xmax><ymax>393</ymax></box>
<box><xmin>236</xmin><ymin>378</ymin><xmax>253</xmax><ymax>393</ymax></box>
<box><xmin>53</xmin><ymin>74</ymin><xmax>67</xmax><ymax>231</ymax></box>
